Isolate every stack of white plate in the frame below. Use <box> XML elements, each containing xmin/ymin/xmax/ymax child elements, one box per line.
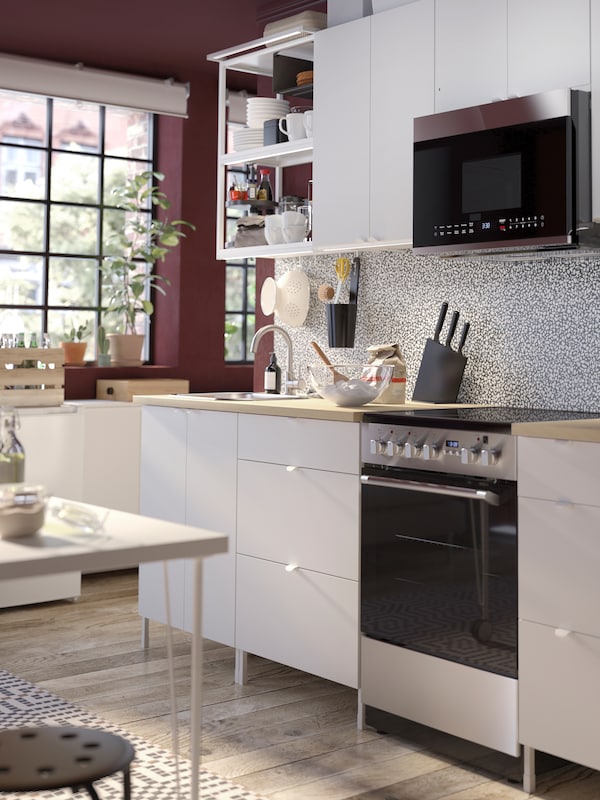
<box><xmin>233</xmin><ymin>128</ymin><xmax>264</xmax><ymax>151</ymax></box>
<box><xmin>246</xmin><ymin>97</ymin><xmax>290</xmax><ymax>129</ymax></box>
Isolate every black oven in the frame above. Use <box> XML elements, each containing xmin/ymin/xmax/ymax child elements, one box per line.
<box><xmin>361</xmin><ymin>464</ymin><xmax>517</xmax><ymax>679</ymax></box>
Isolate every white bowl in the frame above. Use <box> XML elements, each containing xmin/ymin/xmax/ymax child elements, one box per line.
<box><xmin>264</xmin><ymin>215</ymin><xmax>285</xmax><ymax>245</ymax></box>
<box><xmin>307</xmin><ymin>364</ymin><xmax>394</xmax><ymax>407</ymax></box>
<box><xmin>282</xmin><ymin>223</ymin><xmax>308</xmax><ymax>243</ymax></box>
<box><xmin>0</xmin><ymin>484</ymin><xmax>47</xmax><ymax>539</ymax></box>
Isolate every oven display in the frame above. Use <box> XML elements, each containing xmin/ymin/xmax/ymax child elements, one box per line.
<box><xmin>446</xmin><ymin>439</ymin><xmax>459</xmax><ymax>449</ymax></box>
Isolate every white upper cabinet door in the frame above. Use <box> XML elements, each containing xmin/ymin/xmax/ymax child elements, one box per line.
<box><xmin>312</xmin><ymin>16</ymin><xmax>371</xmax><ymax>249</ymax></box>
<box><xmin>507</xmin><ymin>0</ymin><xmax>590</xmax><ymax>98</ymax></box>
<box><xmin>371</xmin><ymin>0</ymin><xmax>435</xmax><ymax>244</ymax></box>
<box><xmin>435</xmin><ymin>0</ymin><xmax>508</xmax><ymax>113</ymax></box>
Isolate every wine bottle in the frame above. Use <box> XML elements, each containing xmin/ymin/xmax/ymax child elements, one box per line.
<box><xmin>264</xmin><ymin>351</ymin><xmax>281</xmax><ymax>394</ymax></box>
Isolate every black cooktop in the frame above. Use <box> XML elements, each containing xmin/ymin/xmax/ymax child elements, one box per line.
<box><xmin>362</xmin><ymin>406</ymin><xmax>600</xmax><ymax>433</ymax></box>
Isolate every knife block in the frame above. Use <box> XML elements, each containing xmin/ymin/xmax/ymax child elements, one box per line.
<box><xmin>412</xmin><ymin>341</ymin><xmax>467</xmax><ymax>403</ymax></box>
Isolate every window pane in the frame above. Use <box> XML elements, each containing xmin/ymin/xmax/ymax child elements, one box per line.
<box><xmin>48</xmin><ymin>257</ymin><xmax>99</xmax><ymax>307</ymax></box>
<box><xmin>50</xmin><ymin>152</ymin><xmax>99</xmax><ymax>203</ymax></box>
<box><xmin>0</xmin><ymin>92</ymin><xmax>47</xmax><ymax>147</ymax></box>
<box><xmin>0</xmin><ymin>200</ymin><xmax>45</xmax><ymax>250</ymax></box>
<box><xmin>47</xmin><ymin>309</ymin><xmax>95</xmax><ymax>348</ymax></box>
<box><xmin>0</xmin><ymin>145</ymin><xmax>46</xmax><ymax>198</ymax></box>
<box><xmin>52</xmin><ymin>99</ymin><xmax>100</xmax><ymax>152</ymax></box>
<box><xmin>246</xmin><ymin>268</ymin><xmax>256</xmax><ymax>311</ymax></box>
<box><xmin>225</xmin><ymin>265</ymin><xmax>245</xmax><ymax>310</ymax></box>
<box><xmin>225</xmin><ymin>313</ymin><xmax>244</xmax><ymax>361</ymax></box>
<box><xmin>105</xmin><ymin>108</ymin><xmax>152</xmax><ymax>159</ymax></box>
<box><xmin>50</xmin><ymin>204</ymin><xmax>99</xmax><ymax>255</ymax></box>
<box><xmin>103</xmin><ymin>159</ymin><xmax>151</xmax><ymax>205</ymax></box>
<box><xmin>0</xmin><ymin>308</ymin><xmax>43</xmax><ymax>341</ymax></box>
<box><xmin>0</xmin><ymin>255</ymin><xmax>44</xmax><ymax>305</ymax></box>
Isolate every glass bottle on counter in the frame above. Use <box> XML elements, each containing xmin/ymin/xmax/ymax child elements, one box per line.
<box><xmin>264</xmin><ymin>352</ymin><xmax>281</xmax><ymax>394</ymax></box>
<box><xmin>0</xmin><ymin>407</ymin><xmax>25</xmax><ymax>483</ymax></box>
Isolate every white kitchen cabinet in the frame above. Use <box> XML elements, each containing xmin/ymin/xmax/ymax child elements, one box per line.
<box><xmin>312</xmin><ymin>16</ymin><xmax>371</xmax><ymax>249</ymax></box>
<box><xmin>507</xmin><ymin>0</ymin><xmax>590</xmax><ymax>98</ymax></box>
<box><xmin>434</xmin><ymin>0</ymin><xmax>508</xmax><ymax>113</ymax></box>
<box><xmin>236</xmin><ymin>413</ymin><xmax>360</xmax><ymax>687</ymax></box>
<box><xmin>313</xmin><ymin>4</ymin><xmax>434</xmax><ymax>250</ymax></box>
<box><xmin>518</xmin><ymin>435</ymin><xmax>600</xmax><ymax>783</ymax></box>
<box><xmin>370</xmin><ymin>0</ymin><xmax>435</xmax><ymax>245</ymax></box>
<box><xmin>138</xmin><ymin>406</ymin><xmax>237</xmax><ymax>645</ymax></box>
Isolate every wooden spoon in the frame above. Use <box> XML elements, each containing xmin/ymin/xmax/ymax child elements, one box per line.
<box><xmin>310</xmin><ymin>341</ymin><xmax>348</xmax><ymax>382</ymax></box>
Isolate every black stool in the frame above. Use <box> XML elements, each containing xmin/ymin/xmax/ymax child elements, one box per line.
<box><xmin>0</xmin><ymin>725</ymin><xmax>135</xmax><ymax>799</ymax></box>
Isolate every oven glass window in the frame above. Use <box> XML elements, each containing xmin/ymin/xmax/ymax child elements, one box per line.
<box><xmin>462</xmin><ymin>153</ymin><xmax>521</xmax><ymax>213</ymax></box>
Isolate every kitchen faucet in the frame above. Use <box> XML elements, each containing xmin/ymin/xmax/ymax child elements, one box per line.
<box><xmin>250</xmin><ymin>324</ymin><xmax>298</xmax><ymax>394</ymax></box>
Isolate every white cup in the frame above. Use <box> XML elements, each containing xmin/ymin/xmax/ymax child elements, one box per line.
<box><xmin>278</xmin><ymin>113</ymin><xmax>306</xmax><ymax>141</ymax></box>
<box><xmin>303</xmin><ymin>110</ymin><xmax>314</xmax><ymax>138</ymax></box>
<box><xmin>264</xmin><ymin>214</ymin><xmax>285</xmax><ymax>245</ymax></box>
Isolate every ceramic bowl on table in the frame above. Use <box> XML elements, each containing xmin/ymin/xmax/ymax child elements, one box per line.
<box><xmin>307</xmin><ymin>363</ymin><xmax>394</xmax><ymax>407</ymax></box>
<box><xmin>0</xmin><ymin>484</ymin><xmax>47</xmax><ymax>539</ymax></box>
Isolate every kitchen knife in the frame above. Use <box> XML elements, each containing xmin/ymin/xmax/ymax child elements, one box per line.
<box><xmin>445</xmin><ymin>310</ymin><xmax>459</xmax><ymax>348</ymax></box>
<box><xmin>433</xmin><ymin>301</ymin><xmax>448</xmax><ymax>341</ymax></box>
<box><xmin>457</xmin><ymin>321</ymin><xmax>470</xmax><ymax>354</ymax></box>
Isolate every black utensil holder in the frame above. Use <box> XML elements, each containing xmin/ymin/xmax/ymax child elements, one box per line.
<box><xmin>326</xmin><ymin>303</ymin><xmax>357</xmax><ymax>348</ymax></box>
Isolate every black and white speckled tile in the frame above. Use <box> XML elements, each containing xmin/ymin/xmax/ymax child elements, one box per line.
<box><xmin>0</xmin><ymin>670</ymin><xmax>265</xmax><ymax>800</ymax></box>
<box><xmin>272</xmin><ymin>249</ymin><xmax>600</xmax><ymax>411</ymax></box>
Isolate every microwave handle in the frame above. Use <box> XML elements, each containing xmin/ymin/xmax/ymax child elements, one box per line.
<box><xmin>360</xmin><ymin>474</ymin><xmax>500</xmax><ymax>506</ymax></box>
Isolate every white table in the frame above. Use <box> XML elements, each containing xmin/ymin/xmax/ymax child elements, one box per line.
<box><xmin>0</xmin><ymin>499</ymin><xmax>228</xmax><ymax>800</ymax></box>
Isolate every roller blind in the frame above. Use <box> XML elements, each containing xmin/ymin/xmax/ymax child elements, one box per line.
<box><xmin>0</xmin><ymin>52</ymin><xmax>189</xmax><ymax>117</ymax></box>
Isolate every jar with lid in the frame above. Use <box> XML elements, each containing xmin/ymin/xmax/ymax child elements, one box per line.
<box><xmin>278</xmin><ymin>195</ymin><xmax>303</xmax><ymax>214</ymax></box>
<box><xmin>0</xmin><ymin>407</ymin><xmax>25</xmax><ymax>483</ymax></box>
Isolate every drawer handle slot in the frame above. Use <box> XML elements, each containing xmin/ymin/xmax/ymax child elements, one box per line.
<box><xmin>285</xmin><ymin>563</ymin><xmax>298</xmax><ymax>572</ymax></box>
<box><xmin>286</xmin><ymin>465</ymin><xmax>297</xmax><ymax>472</ymax></box>
<box><xmin>554</xmin><ymin>628</ymin><xmax>572</xmax><ymax>639</ymax></box>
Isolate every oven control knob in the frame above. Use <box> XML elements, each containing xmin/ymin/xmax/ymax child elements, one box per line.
<box><xmin>460</xmin><ymin>446</ymin><xmax>480</xmax><ymax>464</ymax></box>
<box><xmin>386</xmin><ymin>440</ymin><xmax>400</xmax><ymax>456</ymax></box>
<box><xmin>422</xmin><ymin>443</ymin><xmax>439</xmax><ymax>460</ymax></box>
<box><xmin>404</xmin><ymin>442</ymin><xmax>422</xmax><ymax>459</ymax></box>
<box><xmin>370</xmin><ymin>439</ymin><xmax>386</xmax><ymax>456</ymax></box>
<box><xmin>481</xmin><ymin>448</ymin><xmax>500</xmax><ymax>466</ymax></box>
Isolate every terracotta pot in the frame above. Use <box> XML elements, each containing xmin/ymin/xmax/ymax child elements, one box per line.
<box><xmin>106</xmin><ymin>333</ymin><xmax>145</xmax><ymax>367</ymax></box>
<box><xmin>60</xmin><ymin>340</ymin><xmax>87</xmax><ymax>365</ymax></box>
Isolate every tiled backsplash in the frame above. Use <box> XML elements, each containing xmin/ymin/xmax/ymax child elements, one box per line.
<box><xmin>275</xmin><ymin>249</ymin><xmax>600</xmax><ymax>412</ymax></box>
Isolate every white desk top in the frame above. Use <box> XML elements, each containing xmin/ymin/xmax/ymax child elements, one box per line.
<box><xmin>0</xmin><ymin>499</ymin><xmax>228</xmax><ymax>580</ymax></box>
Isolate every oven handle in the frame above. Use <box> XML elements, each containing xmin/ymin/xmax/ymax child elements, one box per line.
<box><xmin>360</xmin><ymin>474</ymin><xmax>500</xmax><ymax>506</ymax></box>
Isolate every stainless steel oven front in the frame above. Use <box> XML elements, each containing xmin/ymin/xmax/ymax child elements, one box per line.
<box><xmin>359</xmin><ymin>419</ymin><xmax>519</xmax><ymax>756</ymax></box>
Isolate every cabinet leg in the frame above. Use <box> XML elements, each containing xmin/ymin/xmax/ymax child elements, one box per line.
<box><xmin>141</xmin><ymin>616</ymin><xmax>150</xmax><ymax>649</ymax></box>
<box><xmin>523</xmin><ymin>745</ymin><xmax>536</xmax><ymax>794</ymax></box>
<box><xmin>357</xmin><ymin>688</ymin><xmax>365</xmax><ymax>730</ymax></box>
<box><xmin>234</xmin><ymin>648</ymin><xmax>248</xmax><ymax>685</ymax></box>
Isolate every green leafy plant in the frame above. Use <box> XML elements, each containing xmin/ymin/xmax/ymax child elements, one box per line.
<box><xmin>101</xmin><ymin>170</ymin><xmax>195</xmax><ymax>335</ymax></box>
<box><xmin>63</xmin><ymin>322</ymin><xmax>90</xmax><ymax>342</ymax></box>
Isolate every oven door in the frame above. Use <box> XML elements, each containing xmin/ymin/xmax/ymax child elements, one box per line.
<box><xmin>360</xmin><ymin>466</ymin><xmax>517</xmax><ymax>678</ymax></box>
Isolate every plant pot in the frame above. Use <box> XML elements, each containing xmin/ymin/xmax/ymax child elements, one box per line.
<box><xmin>60</xmin><ymin>341</ymin><xmax>87</xmax><ymax>365</ymax></box>
<box><xmin>97</xmin><ymin>353</ymin><xmax>111</xmax><ymax>367</ymax></box>
<box><xmin>106</xmin><ymin>334</ymin><xmax>144</xmax><ymax>367</ymax></box>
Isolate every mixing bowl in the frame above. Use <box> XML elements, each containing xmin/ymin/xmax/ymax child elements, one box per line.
<box><xmin>307</xmin><ymin>363</ymin><xmax>394</xmax><ymax>407</ymax></box>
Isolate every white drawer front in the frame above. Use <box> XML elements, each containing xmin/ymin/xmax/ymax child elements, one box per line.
<box><xmin>519</xmin><ymin>620</ymin><xmax>600</xmax><ymax>771</ymax></box>
<box><xmin>518</xmin><ymin>437</ymin><xmax>600</xmax><ymax>505</ymax></box>
<box><xmin>238</xmin><ymin>415</ymin><xmax>359</xmax><ymax>474</ymax></box>
<box><xmin>237</xmin><ymin>460</ymin><xmax>359</xmax><ymax>579</ymax></box>
<box><xmin>236</xmin><ymin>554</ymin><xmax>359</xmax><ymax>688</ymax></box>
<box><xmin>519</xmin><ymin>498</ymin><xmax>600</xmax><ymax>636</ymax></box>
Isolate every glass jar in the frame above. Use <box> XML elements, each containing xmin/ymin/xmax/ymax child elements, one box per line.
<box><xmin>0</xmin><ymin>407</ymin><xmax>25</xmax><ymax>483</ymax></box>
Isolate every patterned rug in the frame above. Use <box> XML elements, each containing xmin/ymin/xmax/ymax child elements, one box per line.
<box><xmin>0</xmin><ymin>669</ymin><xmax>264</xmax><ymax>800</ymax></box>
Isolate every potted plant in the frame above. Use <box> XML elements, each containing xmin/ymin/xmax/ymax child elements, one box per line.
<box><xmin>101</xmin><ymin>170</ymin><xmax>194</xmax><ymax>367</ymax></box>
<box><xmin>60</xmin><ymin>322</ymin><xmax>90</xmax><ymax>365</ymax></box>
<box><xmin>96</xmin><ymin>325</ymin><xmax>111</xmax><ymax>367</ymax></box>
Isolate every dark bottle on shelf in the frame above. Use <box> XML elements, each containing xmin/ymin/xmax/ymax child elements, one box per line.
<box><xmin>257</xmin><ymin>169</ymin><xmax>273</xmax><ymax>201</ymax></box>
<box><xmin>247</xmin><ymin>166</ymin><xmax>258</xmax><ymax>201</ymax></box>
<box><xmin>264</xmin><ymin>351</ymin><xmax>281</xmax><ymax>394</ymax></box>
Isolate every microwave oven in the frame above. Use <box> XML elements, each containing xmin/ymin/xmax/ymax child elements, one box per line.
<box><xmin>412</xmin><ymin>89</ymin><xmax>591</xmax><ymax>256</ymax></box>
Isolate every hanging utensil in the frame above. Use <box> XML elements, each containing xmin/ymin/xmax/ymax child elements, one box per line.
<box><xmin>333</xmin><ymin>257</ymin><xmax>350</xmax><ymax>303</ymax></box>
<box><xmin>348</xmin><ymin>256</ymin><xmax>360</xmax><ymax>305</ymax></box>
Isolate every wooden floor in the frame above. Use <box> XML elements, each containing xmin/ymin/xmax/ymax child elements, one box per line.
<box><xmin>0</xmin><ymin>570</ymin><xmax>598</xmax><ymax>800</ymax></box>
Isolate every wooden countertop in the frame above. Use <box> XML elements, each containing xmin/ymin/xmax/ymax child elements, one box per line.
<box><xmin>512</xmin><ymin>418</ymin><xmax>600</xmax><ymax>443</ymax></box>
<box><xmin>132</xmin><ymin>394</ymin><xmax>483</xmax><ymax>422</ymax></box>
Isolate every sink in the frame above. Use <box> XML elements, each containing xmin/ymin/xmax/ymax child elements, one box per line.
<box><xmin>173</xmin><ymin>391</ymin><xmax>312</xmax><ymax>401</ymax></box>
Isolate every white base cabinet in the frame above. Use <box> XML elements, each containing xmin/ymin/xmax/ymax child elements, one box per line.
<box><xmin>518</xmin><ymin>436</ymin><xmax>600</xmax><ymax>778</ymax></box>
<box><xmin>138</xmin><ymin>406</ymin><xmax>237</xmax><ymax>646</ymax></box>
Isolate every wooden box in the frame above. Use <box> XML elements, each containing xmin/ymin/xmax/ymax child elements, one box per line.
<box><xmin>0</xmin><ymin>348</ymin><xmax>65</xmax><ymax>407</ymax></box>
<box><xmin>96</xmin><ymin>378</ymin><xmax>190</xmax><ymax>403</ymax></box>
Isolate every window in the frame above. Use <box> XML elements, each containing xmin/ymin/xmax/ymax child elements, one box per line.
<box><xmin>0</xmin><ymin>89</ymin><xmax>154</xmax><ymax>356</ymax></box>
<box><xmin>224</xmin><ymin>162</ymin><xmax>256</xmax><ymax>362</ymax></box>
